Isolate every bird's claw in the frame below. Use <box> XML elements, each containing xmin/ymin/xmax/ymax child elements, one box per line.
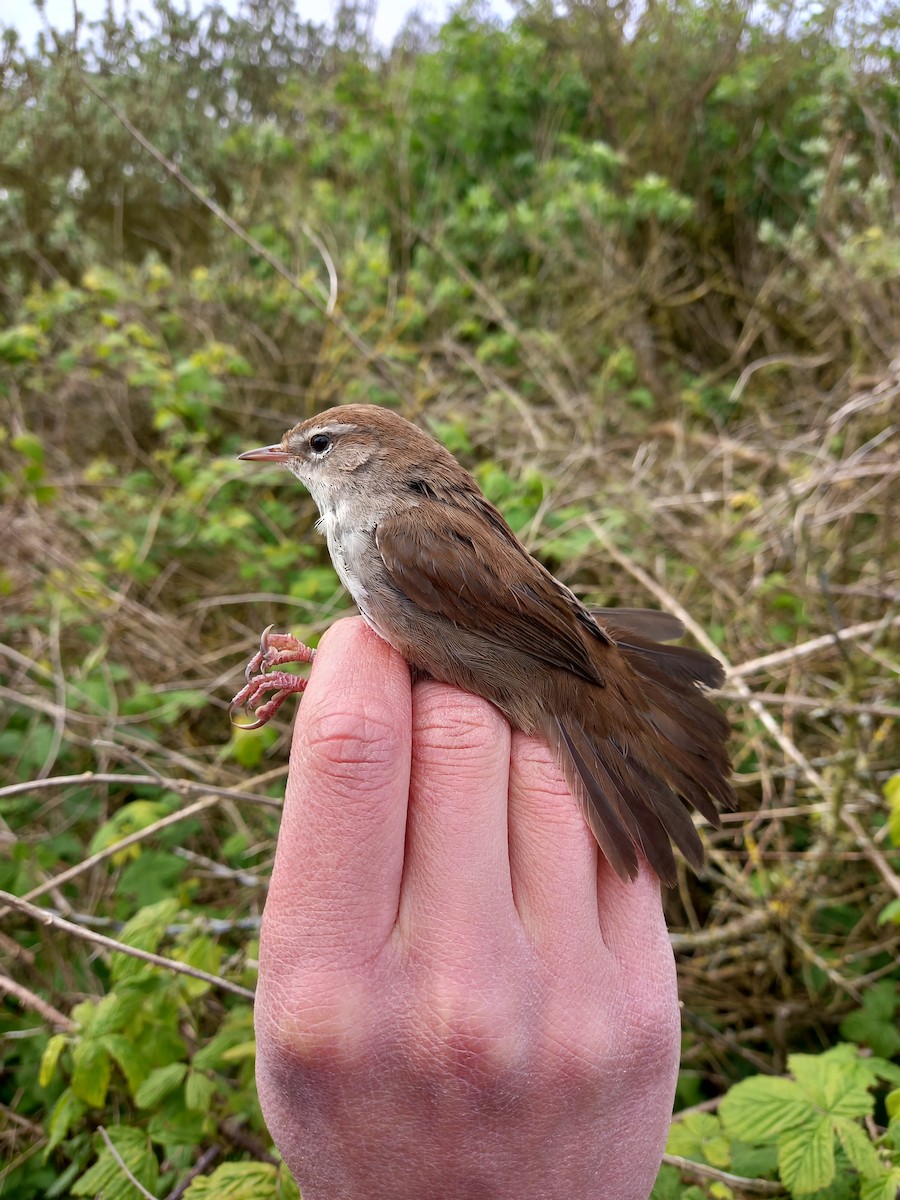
<box><xmin>230</xmin><ymin>627</ymin><xmax>316</xmax><ymax>729</ymax></box>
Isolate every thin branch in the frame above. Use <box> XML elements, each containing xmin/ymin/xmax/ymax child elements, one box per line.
<box><xmin>584</xmin><ymin>516</ymin><xmax>723</xmax><ymax>657</ymax></box>
<box><xmin>1</xmin><ymin>890</ymin><xmax>255</xmax><ymax>1001</ymax></box>
<box><xmin>670</xmin><ymin>910</ymin><xmax>770</xmax><ymax>952</ymax></box>
<box><xmin>18</xmin><ymin>795</ymin><xmax>221</xmax><ymax>905</ymax></box>
<box><xmin>842</xmin><ymin>810</ymin><xmax>900</xmax><ymax>901</ymax></box>
<box><xmin>79</xmin><ymin>74</ymin><xmax>404</xmax><ymax>392</ymax></box>
<box><xmin>163</xmin><ymin>1146</ymin><xmax>221</xmax><ymax>1200</ymax></box>
<box><xmin>97</xmin><ymin>1127</ymin><xmax>158</xmax><ymax>1200</ymax></box>
<box><xmin>0</xmin><ymin>771</ymin><xmax>279</xmax><ymax>808</ymax></box>
<box><xmin>717</xmin><ymin>690</ymin><xmax>900</xmax><ymax>720</ymax></box>
<box><xmin>662</xmin><ymin>1153</ymin><xmax>786</xmax><ymax>1194</ymax></box>
<box><xmin>0</xmin><ymin>974</ymin><xmax>76</xmax><ymax>1032</ymax></box>
<box><xmin>730</xmin><ymin>615</ymin><xmax>900</xmax><ymax>679</ymax></box>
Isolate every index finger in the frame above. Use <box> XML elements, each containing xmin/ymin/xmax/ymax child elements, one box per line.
<box><xmin>262</xmin><ymin>617</ymin><xmax>412</xmax><ymax>966</ymax></box>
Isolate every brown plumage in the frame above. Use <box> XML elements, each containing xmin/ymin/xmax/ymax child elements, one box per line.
<box><xmin>239</xmin><ymin>404</ymin><xmax>737</xmax><ymax>885</ymax></box>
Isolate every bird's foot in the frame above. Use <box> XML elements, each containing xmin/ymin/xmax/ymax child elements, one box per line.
<box><xmin>229</xmin><ymin>625</ymin><xmax>316</xmax><ymax>729</ymax></box>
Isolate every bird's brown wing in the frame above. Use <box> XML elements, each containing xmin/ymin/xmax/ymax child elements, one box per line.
<box><xmin>376</xmin><ymin>501</ymin><xmax>735</xmax><ymax>887</ymax></box>
<box><xmin>374</xmin><ymin>502</ymin><xmax>610</xmax><ymax>685</ymax></box>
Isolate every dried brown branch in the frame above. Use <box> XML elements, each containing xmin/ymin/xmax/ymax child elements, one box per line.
<box><xmin>1</xmin><ymin>890</ymin><xmax>255</xmax><ymax>1001</ymax></box>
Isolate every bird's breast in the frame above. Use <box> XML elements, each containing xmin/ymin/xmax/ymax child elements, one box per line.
<box><xmin>317</xmin><ymin>508</ymin><xmax>375</xmax><ymax>606</ymax></box>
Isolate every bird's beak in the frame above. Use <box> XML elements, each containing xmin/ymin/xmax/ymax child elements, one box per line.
<box><xmin>238</xmin><ymin>444</ymin><xmax>291</xmax><ymax>463</ymax></box>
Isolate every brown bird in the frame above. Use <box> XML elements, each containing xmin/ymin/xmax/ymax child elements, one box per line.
<box><xmin>234</xmin><ymin>404</ymin><xmax>736</xmax><ymax>885</ymax></box>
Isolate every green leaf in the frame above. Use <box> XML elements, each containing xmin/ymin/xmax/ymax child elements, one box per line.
<box><xmin>789</xmin><ymin>1050</ymin><xmax>876</xmax><ymax>1118</ymax></box>
<box><xmin>867</xmin><ymin>1057</ymin><xmax>900</xmax><ymax>1087</ymax></box>
<box><xmin>135</xmin><ymin>1061</ymin><xmax>188</xmax><ymax>1108</ymax></box>
<box><xmin>72</xmin><ymin>1126</ymin><xmax>159</xmax><ymax>1199</ymax></box>
<box><xmin>185</xmin><ymin>1070</ymin><xmax>217</xmax><ymax>1112</ymax></box>
<box><xmin>183</xmin><ymin>1161</ymin><xmax>279</xmax><ymax>1198</ymax></box>
<box><xmin>720</xmin><ymin>1075</ymin><xmax>814</xmax><ymax>1142</ymax></box>
<box><xmin>276</xmin><ymin>1164</ymin><xmax>302</xmax><ymax>1200</ymax></box>
<box><xmin>666</xmin><ymin>1112</ymin><xmax>731</xmax><ymax>1168</ymax></box>
<box><xmin>119</xmin><ymin>849</ymin><xmax>187</xmax><ymax>906</ymax></box>
<box><xmin>102</xmin><ymin>1033</ymin><xmax>151</xmax><ymax>1094</ymax></box>
<box><xmin>89</xmin><ymin>801</ymin><xmax>173</xmax><ymax>858</ymax></box>
<box><xmin>91</xmin><ymin>987</ymin><xmax>149</xmax><ymax>1037</ymax></box>
<box><xmin>147</xmin><ymin>1100</ymin><xmax>208</xmax><ymax>1148</ymax></box>
<box><xmin>111</xmin><ymin>897</ymin><xmax>180</xmax><ymax>983</ymax></box>
<box><xmin>40</xmin><ymin>1033</ymin><xmax>68</xmax><ymax>1088</ymax></box>
<box><xmin>833</xmin><ymin>1116</ymin><xmax>882</xmax><ymax>1181</ymax></box>
<box><xmin>778</xmin><ymin>1115</ymin><xmax>835</xmax><ymax>1193</ymax></box>
<box><xmin>173</xmin><ymin>934</ymin><xmax>222</xmax><ymax>998</ymax></box>
<box><xmin>884</xmin><ymin>773</ymin><xmax>900</xmax><ymax>847</ymax></box>
<box><xmin>840</xmin><ymin>983</ymin><xmax>900</xmax><ymax>1058</ymax></box>
<box><xmin>46</xmin><ymin>1087</ymin><xmax>87</xmax><ymax>1151</ymax></box>
<box><xmin>192</xmin><ymin>1007</ymin><xmax>255</xmax><ymax>1071</ymax></box>
<box><xmin>861</xmin><ymin>1169</ymin><xmax>900</xmax><ymax>1200</ymax></box>
<box><xmin>71</xmin><ymin>1038</ymin><xmax>112</xmax><ymax>1107</ymax></box>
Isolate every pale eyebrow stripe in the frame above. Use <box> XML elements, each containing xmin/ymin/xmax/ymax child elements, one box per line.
<box><xmin>310</xmin><ymin>422</ymin><xmax>359</xmax><ymax>436</ymax></box>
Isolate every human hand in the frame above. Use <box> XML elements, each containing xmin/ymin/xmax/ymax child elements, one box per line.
<box><xmin>254</xmin><ymin>617</ymin><xmax>679</xmax><ymax>1199</ymax></box>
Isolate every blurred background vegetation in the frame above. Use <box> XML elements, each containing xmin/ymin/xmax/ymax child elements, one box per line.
<box><xmin>1</xmin><ymin>0</ymin><xmax>898</xmax><ymax>1195</ymax></box>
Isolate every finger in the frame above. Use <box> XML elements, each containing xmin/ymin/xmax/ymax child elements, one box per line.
<box><xmin>595</xmin><ymin>855</ymin><xmax>672</xmax><ymax>978</ymax></box>
<box><xmin>262</xmin><ymin>617</ymin><xmax>412</xmax><ymax>970</ymax></box>
<box><xmin>506</xmin><ymin>731</ymin><xmax>602</xmax><ymax>950</ymax></box>
<box><xmin>399</xmin><ymin>682</ymin><xmax>514</xmax><ymax>943</ymax></box>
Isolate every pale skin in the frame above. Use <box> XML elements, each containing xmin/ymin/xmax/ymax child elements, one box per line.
<box><xmin>254</xmin><ymin>617</ymin><xmax>680</xmax><ymax>1199</ymax></box>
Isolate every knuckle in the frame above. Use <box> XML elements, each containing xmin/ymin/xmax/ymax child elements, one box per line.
<box><xmin>301</xmin><ymin>702</ymin><xmax>405</xmax><ymax>790</ymax></box>
<box><xmin>413</xmin><ymin>685</ymin><xmax>509</xmax><ymax>760</ymax></box>
<box><xmin>256</xmin><ymin>969</ymin><xmax>372</xmax><ymax>1067</ymax></box>
<box><xmin>413</xmin><ymin>975</ymin><xmax>528</xmax><ymax>1096</ymax></box>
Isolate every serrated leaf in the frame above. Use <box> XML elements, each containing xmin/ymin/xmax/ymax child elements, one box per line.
<box><xmin>112</xmin><ymin>897</ymin><xmax>180</xmax><ymax>983</ymax></box>
<box><xmin>276</xmin><ymin>1163</ymin><xmax>301</xmax><ymax>1200</ymax></box>
<box><xmin>147</xmin><ymin>1102</ymin><xmax>208</xmax><ymax>1147</ymax></box>
<box><xmin>72</xmin><ymin>1126</ymin><xmax>159</xmax><ymax>1199</ymax></box>
<box><xmin>71</xmin><ymin>997</ymin><xmax>98</xmax><ymax>1033</ymax></box>
<box><xmin>222</xmin><ymin>1038</ymin><xmax>257</xmax><ymax>1063</ymax></box>
<box><xmin>789</xmin><ymin>1053</ymin><xmax>843</xmax><ymax>1107</ymax></box>
<box><xmin>46</xmin><ymin>1087</ymin><xmax>87</xmax><ymax>1151</ymax></box>
<box><xmin>193</xmin><ymin>1007</ymin><xmax>254</xmax><ymax>1070</ymax></box>
<box><xmin>92</xmin><ymin>987</ymin><xmax>148</xmax><ymax>1037</ymax></box>
<box><xmin>861</xmin><ymin>1168</ymin><xmax>900</xmax><ymax>1200</ymax></box>
<box><xmin>40</xmin><ymin>1033</ymin><xmax>68</xmax><ymax>1087</ymax></box>
<box><xmin>119</xmin><ymin>898</ymin><xmax>181</xmax><ymax>948</ymax></box>
<box><xmin>666</xmin><ymin>1113</ymin><xmax>730</xmax><ymax>1168</ymax></box>
<box><xmin>840</xmin><ymin>983</ymin><xmax>900</xmax><ymax>1058</ymax></box>
<box><xmin>185</xmin><ymin>1069</ymin><xmax>217</xmax><ymax>1112</ymax></box>
<box><xmin>834</xmin><ymin>1116</ymin><xmax>882</xmax><ymax>1180</ymax></box>
<box><xmin>173</xmin><ymin>934</ymin><xmax>222</xmax><ymax>998</ymax></box>
<box><xmin>720</xmin><ymin>1075</ymin><xmax>813</xmax><ymax>1141</ymax></box>
<box><xmin>884</xmin><ymin>773</ymin><xmax>900</xmax><ymax>846</ymax></box>
<box><xmin>183</xmin><ymin>1161</ymin><xmax>279</xmax><ymax>1198</ymax></box>
<box><xmin>71</xmin><ymin>1038</ymin><xmax>111</xmax><ymax>1107</ymax></box>
<box><xmin>135</xmin><ymin>1061</ymin><xmax>188</xmax><ymax>1108</ymax></box>
<box><xmin>778</xmin><ymin>1115</ymin><xmax>834</xmax><ymax>1193</ymax></box>
<box><xmin>102</xmin><ymin>1033</ymin><xmax>151</xmax><ymax>1094</ymax></box>
<box><xmin>867</xmin><ymin>1057</ymin><xmax>900</xmax><ymax>1087</ymax></box>
<box><xmin>89</xmin><ymin>800</ymin><xmax>171</xmax><ymax>858</ymax></box>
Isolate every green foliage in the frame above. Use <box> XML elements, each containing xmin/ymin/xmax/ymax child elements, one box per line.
<box><xmin>1</xmin><ymin>0</ymin><xmax>898</xmax><ymax>1195</ymax></box>
<box><xmin>660</xmin><ymin>1046</ymin><xmax>900</xmax><ymax>1198</ymax></box>
<box><xmin>840</xmin><ymin>984</ymin><xmax>900</xmax><ymax>1060</ymax></box>
<box><xmin>718</xmin><ymin>1046</ymin><xmax>900</xmax><ymax>1196</ymax></box>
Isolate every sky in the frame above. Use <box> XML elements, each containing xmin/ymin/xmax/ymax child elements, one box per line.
<box><xmin>7</xmin><ymin>0</ymin><xmax>510</xmax><ymax>48</ymax></box>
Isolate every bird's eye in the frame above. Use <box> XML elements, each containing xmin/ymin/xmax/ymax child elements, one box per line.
<box><xmin>309</xmin><ymin>433</ymin><xmax>332</xmax><ymax>455</ymax></box>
